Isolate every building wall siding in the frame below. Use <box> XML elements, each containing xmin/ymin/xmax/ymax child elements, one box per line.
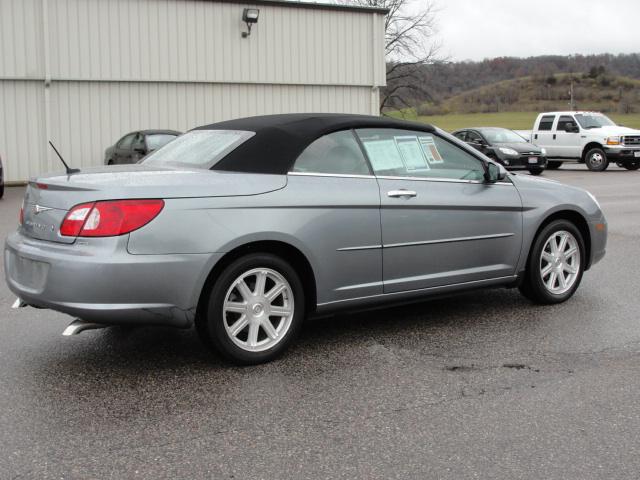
<box><xmin>0</xmin><ymin>0</ymin><xmax>386</xmax><ymax>182</ymax></box>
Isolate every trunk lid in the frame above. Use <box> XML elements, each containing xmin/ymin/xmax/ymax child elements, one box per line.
<box><xmin>21</xmin><ymin>165</ymin><xmax>286</xmax><ymax>243</ymax></box>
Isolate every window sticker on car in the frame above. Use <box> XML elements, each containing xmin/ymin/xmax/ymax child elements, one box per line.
<box><xmin>395</xmin><ymin>136</ymin><xmax>430</xmax><ymax>171</ymax></box>
<box><xmin>419</xmin><ymin>136</ymin><xmax>444</xmax><ymax>164</ymax></box>
<box><xmin>363</xmin><ymin>139</ymin><xmax>405</xmax><ymax>171</ymax></box>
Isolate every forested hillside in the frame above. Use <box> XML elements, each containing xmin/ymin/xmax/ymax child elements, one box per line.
<box><xmin>385</xmin><ymin>53</ymin><xmax>640</xmax><ymax>114</ymax></box>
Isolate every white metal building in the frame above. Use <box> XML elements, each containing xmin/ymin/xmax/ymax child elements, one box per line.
<box><xmin>0</xmin><ymin>0</ymin><xmax>386</xmax><ymax>182</ymax></box>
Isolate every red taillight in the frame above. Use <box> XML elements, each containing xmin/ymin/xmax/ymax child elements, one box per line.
<box><xmin>19</xmin><ymin>206</ymin><xmax>24</xmax><ymax>225</ymax></box>
<box><xmin>60</xmin><ymin>199</ymin><xmax>164</xmax><ymax>237</ymax></box>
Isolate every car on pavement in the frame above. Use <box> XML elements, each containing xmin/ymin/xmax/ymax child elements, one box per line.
<box><xmin>452</xmin><ymin>127</ymin><xmax>547</xmax><ymax>175</ymax></box>
<box><xmin>522</xmin><ymin>111</ymin><xmax>640</xmax><ymax>171</ymax></box>
<box><xmin>5</xmin><ymin>114</ymin><xmax>607</xmax><ymax>364</ymax></box>
<box><xmin>104</xmin><ymin>129</ymin><xmax>181</xmax><ymax>165</ymax></box>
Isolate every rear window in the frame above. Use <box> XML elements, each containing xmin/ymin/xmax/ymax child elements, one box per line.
<box><xmin>142</xmin><ymin>130</ymin><xmax>254</xmax><ymax>169</ymax></box>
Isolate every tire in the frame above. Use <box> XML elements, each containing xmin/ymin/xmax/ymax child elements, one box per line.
<box><xmin>107</xmin><ymin>159</ymin><xmax>114</xmax><ymax>166</ymax></box>
<box><xmin>528</xmin><ymin>167</ymin><xmax>544</xmax><ymax>176</ymax></box>
<box><xmin>623</xmin><ymin>161</ymin><xmax>640</xmax><ymax>171</ymax></box>
<box><xmin>0</xmin><ymin>183</ymin><xmax>4</xmax><ymax>199</ymax></box>
<box><xmin>519</xmin><ymin>219</ymin><xmax>585</xmax><ymax>305</ymax></box>
<box><xmin>546</xmin><ymin>161</ymin><xmax>562</xmax><ymax>170</ymax></box>
<box><xmin>197</xmin><ymin>253</ymin><xmax>305</xmax><ymax>365</ymax></box>
<box><xmin>584</xmin><ymin>147</ymin><xmax>609</xmax><ymax>172</ymax></box>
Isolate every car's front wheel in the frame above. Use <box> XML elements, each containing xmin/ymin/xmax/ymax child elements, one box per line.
<box><xmin>197</xmin><ymin>253</ymin><xmax>305</xmax><ymax>365</ymax></box>
<box><xmin>546</xmin><ymin>161</ymin><xmax>562</xmax><ymax>170</ymax></box>
<box><xmin>519</xmin><ymin>220</ymin><xmax>585</xmax><ymax>304</ymax></box>
<box><xmin>622</xmin><ymin>161</ymin><xmax>640</xmax><ymax>171</ymax></box>
<box><xmin>585</xmin><ymin>147</ymin><xmax>609</xmax><ymax>172</ymax></box>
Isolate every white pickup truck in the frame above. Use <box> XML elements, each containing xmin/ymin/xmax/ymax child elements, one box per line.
<box><xmin>521</xmin><ymin>111</ymin><xmax>640</xmax><ymax>171</ymax></box>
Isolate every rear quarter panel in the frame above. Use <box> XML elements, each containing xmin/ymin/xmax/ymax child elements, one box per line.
<box><xmin>127</xmin><ymin>174</ymin><xmax>383</xmax><ymax>305</ymax></box>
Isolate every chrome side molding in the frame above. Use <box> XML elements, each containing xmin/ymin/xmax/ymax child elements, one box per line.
<box><xmin>62</xmin><ymin>319</ymin><xmax>107</xmax><ymax>336</ymax></box>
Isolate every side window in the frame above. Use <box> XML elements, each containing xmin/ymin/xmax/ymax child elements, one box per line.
<box><xmin>556</xmin><ymin>115</ymin><xmax>575</xmax><ymax>131</ymax></box>
<box><xmin>118</xmin><ymin>133</ymin><xmax>135</xmax><ymax>149</ymax></box>
<box><xmin>356</xmin><ymin>128</ymin><xmax>485</xmax><ymax>182</ymax></box>
<box><xmin>538</xmin><ymin>115</ymin><xmax>555</xmax><ymax>131</ymax></box>
<box><xmin>292</xmin><ymin>130</ymin><xmax>370</xmax><ymax>175</ymax></box>
<box><xmin>466</xmin><ymin>131</ymin><xmax>483</xmax><ymax>144</ymax></box>
<box><xmin>132</xmin><ymin>133</ymin><xmax>145</xmax><ymax>150</ymax></box>
<box><xmin>453</xmin><ymin>131</ymin><xmax>467</xmax><ymax>141</ymax></box>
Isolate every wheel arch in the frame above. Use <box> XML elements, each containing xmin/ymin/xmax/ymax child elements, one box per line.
<box><xmin>196</xmin><ymin>240</ymin><xmax>318</xmax><ymax>322</ymax></box>
<box><xmin>529</xmin><ymin>209</ymin><xmax>592</xmax><ymax>271</ymax></box>
<box><xmin>581</xmin><ymin>142</ymin><xmax>604</xmax><ymax>162</ymax></box>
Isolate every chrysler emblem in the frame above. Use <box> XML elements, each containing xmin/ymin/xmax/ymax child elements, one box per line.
<box><xmin>33</xmin><ymin>204</ymin><xmax>53</xmax><ymax>215</ymax></box>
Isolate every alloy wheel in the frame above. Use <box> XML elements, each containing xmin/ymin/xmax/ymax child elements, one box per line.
<box><xmin>222</xmin><ymin>268</ymin><xmax>295</xmax><ymax>352</ymax></box>
<box><xmin>539</xmin><ymin>230</ymin><xmax>581</xmax><ymax>295</ymax></box>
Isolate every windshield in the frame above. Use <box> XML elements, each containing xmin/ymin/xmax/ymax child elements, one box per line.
<box><xmin>142</xmin><ymin>130</ymin><xmax>254</xmax><ymax>169</ymax></box>
<box><xmin>574</xmin><ymin>114</ymin><xmax>616</xmax><ymax>129</ymax></box>
<box><xmin>480</xmin><ymin>129</ymin><xmax>527</xmax><ymax>144</ymax></box>
<box><xmin>146</xmin><ymin>133</ymin><xmax>178</xmax><ymax>151</ymax></box>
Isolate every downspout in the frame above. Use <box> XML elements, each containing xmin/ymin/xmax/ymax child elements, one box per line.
<box><xmin>42</xmin><ymin>0</ymin><xmax>52</xmax><ymax>173</ymax></box>
<box><xmin>371</xmin><ymin>12</ymin><xmax>380</xmax><ymax>115</ymax></box>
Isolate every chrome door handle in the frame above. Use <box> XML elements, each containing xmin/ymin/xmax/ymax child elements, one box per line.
<box><xmin>387</xmin><ymin>189</ymin><xmax>417</xmax><ymax>198</ymax></box>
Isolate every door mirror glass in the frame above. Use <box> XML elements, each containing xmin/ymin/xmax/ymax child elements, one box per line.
<box><xmin>564</xmin><ymin>122</ymin><xmax>579</xmax><ymax>133</ymax></box>
<box><xmin>484</xmin><ymin>162</ymin><xmax>507</xmax><ymax>183</ymax></box>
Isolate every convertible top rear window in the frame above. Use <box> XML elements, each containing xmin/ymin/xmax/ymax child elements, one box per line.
<box><xmin>142</xmin><ymin>130</ymin><xmax>254</xmax><ymax>169</ymax></box>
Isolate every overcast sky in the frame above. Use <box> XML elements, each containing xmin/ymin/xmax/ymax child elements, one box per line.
<box><xmin>432</xmin><ymin>0</ymin><xmax>640</xmax><ymax>61</ymax></box>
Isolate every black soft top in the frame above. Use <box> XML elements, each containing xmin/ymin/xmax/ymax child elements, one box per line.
<box><xmin>193</xmin><ymin>113</ymin><xmax>435</xmax><ymax>175</ymax></box>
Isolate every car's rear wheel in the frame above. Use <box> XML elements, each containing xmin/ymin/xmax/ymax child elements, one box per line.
<box><xmin>528</xmin><ymin>167</ymin><xmax>544</xmax><ymax>176</ymax></box>
<box><xmin>585</xmin><ymin>147</ymin><xmax>608</xmax><ymax>172</ymax></box>
<box><xmin>197</xmin><ymin>253</ymin><xmax>305</xmax><ymax>365</ymax></box>
<box><xmin>0</xmin><ymin>184</ymin><xmax>4</xmax><ymax>199</ymax></box>
<box><xmin>519</xmin><ymin>219</ymin><xmax>585</xmax><ymax>304</ymax></box>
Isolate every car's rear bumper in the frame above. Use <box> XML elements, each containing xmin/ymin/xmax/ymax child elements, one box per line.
<box><xmin>4</xmin><ymin>231</ymin><xmax>218</xmax><ymax>327</ymax></box>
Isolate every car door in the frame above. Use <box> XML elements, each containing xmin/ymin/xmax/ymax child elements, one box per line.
<box><xmin>113</xmin><ymin>133</ymin><xmax>136</xmax><ymax>164</ymax></box>
<box><xmin>533</xmin><ymin>115</ymin><xmax>558</xmax><ymax>156</ymax></box>
<box><xmin>355</xmin><ymin>128</ymin><xmax>523</xmax><ymax>294</ymax></box>
<box><xmin>286</xmin><ymin>130</ymin><xmax>383</xmax><ymax>302</ymax></box>
<box><xmin>533</xmin><ymin>115</ymin><xmax>559</xmax><ymax>158</ymax></box>
<box><xmin>466</xmin><ymin>130</ymin><xmax>494</xmax><ymax>157</ymax></box>
<box><xmin>554</xmin><ymin>115</ymin><xmax>581</xmax><ymax>158</ymax></box>
<box><xmin>130</xmin><ymin>133</ymin><xmax>147</xmax><ymax>163</ymax></box>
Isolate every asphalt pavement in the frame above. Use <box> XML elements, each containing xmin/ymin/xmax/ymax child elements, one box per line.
<box><xmin>1</xmin><ymin>165</ymin><xmax>639</xmax><ymax>479</ymax></box>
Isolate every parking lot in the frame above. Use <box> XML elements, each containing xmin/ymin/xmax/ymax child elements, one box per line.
<box><xmin>1</xmin><ymin>165</ymin><xmax>639</xmax><ymax>479</ymax></box>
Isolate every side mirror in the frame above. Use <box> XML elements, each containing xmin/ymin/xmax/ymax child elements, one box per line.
<box><xmin>564</xmin><ymin>122</ymin><xmax>579</xmax><ymax>133</ymax></box>
<box><xmin>484</xmin><ymin>162</ymin><xmax>507</xmax><ymax>183</ymax></box>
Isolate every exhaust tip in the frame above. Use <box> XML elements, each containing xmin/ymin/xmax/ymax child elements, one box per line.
<box><xmin>62</xmin><ymin>319</ymin><xmax>106</xmax><ymax>336</ymax></box>
<box><xmin>11</xmin><ymin>298</ymin><xmax>27</xmax><ymax>309</ymax></box>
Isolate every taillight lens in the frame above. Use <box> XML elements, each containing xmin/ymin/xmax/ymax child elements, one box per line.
<box><xmin>19</xmin><ymin>206</ymin><xmax>24</xmax><ymax>225</ymax></box>
<box><xmin>60</xmin><ymin>199</ymin><xmax>164</xmax><ymax>237</ymax></box>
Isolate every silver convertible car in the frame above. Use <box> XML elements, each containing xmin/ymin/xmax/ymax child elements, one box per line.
<box><xmin>5</xmin><ymin>114</ymin><xmax>607</xmax><ymax>364</ymax></box>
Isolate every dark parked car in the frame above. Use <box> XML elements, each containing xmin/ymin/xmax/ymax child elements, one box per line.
<box><xmin>453</xmin><ymin>127</ymin><xmax>547</xmax><ymax>175</ymax></box>
<box><xmin>105</xmin><ymin>130</ymin><xmax>181</xmax><ymax>165</ymax></box>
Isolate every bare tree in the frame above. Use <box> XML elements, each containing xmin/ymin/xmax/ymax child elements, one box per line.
<box><xmin>344</xmin><ymin>0</ymin><xmax>440</xmax><ymax>113</ymax></box>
